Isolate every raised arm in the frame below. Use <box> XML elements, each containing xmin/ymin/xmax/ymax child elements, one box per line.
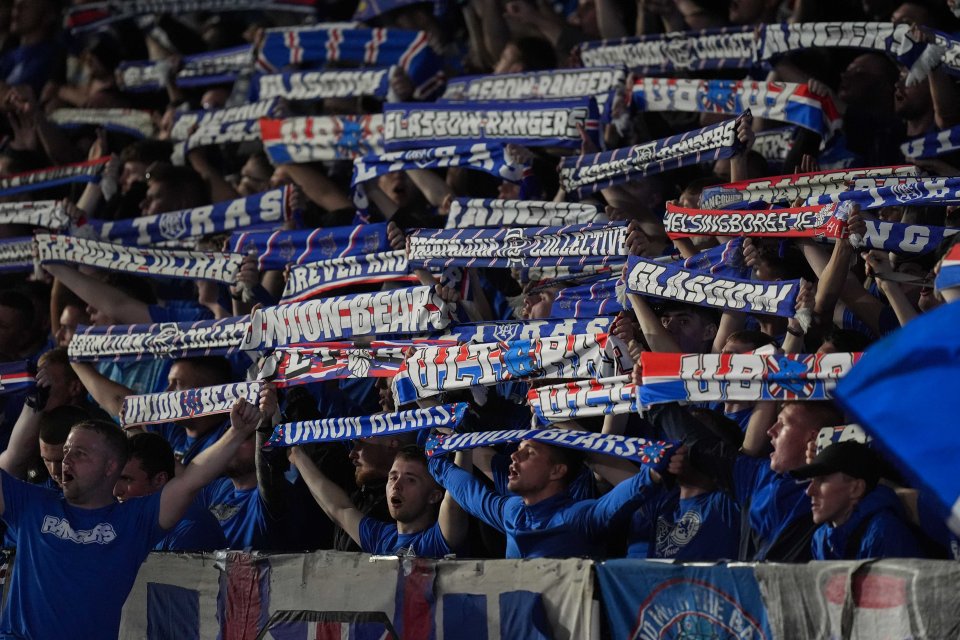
<box><xmin>437</xmin><ymin>450</ymin><xmax>472</xmax><ymax>551</ymax></box>
<box><xmin>429</xmin><ymin>453</ymin><xmax>509</xmax><ymax>533</ymax></box>
<box><xmin>289</xmin><ymin>446</ymin><xmax>363</xmax><ymax>545</ymax></box>
<box><xmin>0</xmin><ymin>402</ymin><xmax>41</xmax><ymax>479</ymax></box>
<box><xmin>282</xmin><ymin>163</ymin><xmax>353</xmax><ymax>212</ymax></box>
<box><xmin>44</xmin><ymin>264</ymin><xmax>151</xmax><ymax>325</ymax></box>
<box><xmin>70</xmin><ymin>361</ymin><xmax>132</xmax><ymax>418</ymax></box>
<box><xmin>158</xmin><ymin>398</ymin><xmax>261</xmax><ymax>530</ymax></box>
<box><xmin>254</xmin><ymin>384</ymin><xmax>290</xmax><ymax>519</ymax></box>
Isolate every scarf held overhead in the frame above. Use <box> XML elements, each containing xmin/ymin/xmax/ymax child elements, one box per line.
<box><xmin>446</xmin><ymin>198</ymin><xmax>601</xmax><ymax>228</ymax></box>
<box><xmin>229</xmin><ymin>224</ymin><xmax>388</xmax><ymax>271</ymax></box>
<box><xmin>625</xmin><ymin>255</ymin><xmax>800</xmax><ymax>317</ymax></box>
<box><xmin>260</xmin><ymin>115</ymin><xmax>385</xmax><ymax>164</ymax></box>
<box><xmin>265</xmin><ymin>403</ymin><xmax>468</xmax><ymax>447</ymax></box>
<box><xmin>67</xmin><ymin>316</ymin><xmax>250</xmax><ymax>363</ymax></box>
<box><xmin>242</xmin><ymin>285</ymin><xmax>454</xmax><ymax>350</ymax></box>
<box><xmin>281</xmin><ymin>250</ymin><xmax>416</xmax><ymax>303</ymax></box>
<box><xmin>528</xmin><ymin>376</ymin><xmax>636</xmax><ymax>424</ymax></box>
<box><xmin>121</xmin><ymin>382</ymin><xmax>262</xmax><ymax>428</ymax></box>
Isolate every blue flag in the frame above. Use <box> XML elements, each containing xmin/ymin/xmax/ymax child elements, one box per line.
<box><xmin>833</xmin><ymin>300</ymin><xmax>960</xmax><ymax>536</ymax></box>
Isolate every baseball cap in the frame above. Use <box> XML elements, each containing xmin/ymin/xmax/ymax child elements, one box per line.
<box><xmin>792</xmin><ymin>441</ymin><xmax>881</xmax><ymax>489</ymax></box>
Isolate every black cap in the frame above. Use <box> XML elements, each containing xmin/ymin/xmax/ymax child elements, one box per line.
<box><xmin>792</xmin><ymin>441</ymin><xmax>881</xmax><ymax>489</ymax></box>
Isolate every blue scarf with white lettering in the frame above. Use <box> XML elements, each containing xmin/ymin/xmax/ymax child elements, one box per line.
<box><xmin>171</xmin><ymin>119</ymin><xmax>262</xmax><ymax>165</ymax></box>
<box><xmin>0</xmin><ymin>201</ymin><xmax>69</xmax><ymax>229</ymax></box>
<box><xmin>117</xmin><ymin>45</ymin><xmax>253</xmax><ymax>92</ymax></box>
<box><xmin>446</xmin><ymin>198</ymin><xmax>601</xmax><ymax>228</ymax></box>
<box><xmin>559</xmin><ymin>113</ymin><xmax>745</xmax><ymax>199</ymax></box>
<box><xmin>383</xmin><ymin>98</ymin><xmax>600</xmax><ymax>151</ymax></box>
<box><xmin>528</xmin><ymin>376</ymin><xmax>636</xmax><ymax>424</ymax></box>
<box><xmin>91</xmin><ymin>187</ymin><xmax>292</xmax><ymax>246</ymax></box>
<box><xmin>67</xmin><ymin>316</ymin><xmax>250</xmax><ymax>362</ymax></box>
<box><xmin>261</xmin><ymin>115</ymin><xmax>385</xmax><ymax>164</ymax></box>
<box><xmin>352</xmin><ymin>143</ymin><xmax>530</xmax><ymax>188</ymax></box>
<box><xmin>0</xmin><ymin>157</ymin><xmax>108</xmax><ymax>197</ymax></box>
<box><xmin>281</xmin><ymin>250</ymin><xmax>417</xmax><ymax>302</ymax></box>
<box><xmin>625</xmin><ymin>255</ymin><xmax>800</xmax><ymax>317</ymax></box>
<box><xmin>257</xmin><ymin>27</ymin><xmax>444</xmax><ymax>100</ymax></box>
<box><xmin>901</xmin><ymin>126</ymin><xmax>960</xmax><ymax>159</ymax></box>
<box><xmin>440</xmin><ymin>67</ymin><xmax>626</xmax><ymax>119</ymax></box>
<box><xmin>392</xmin><ymin>333</ymin><xmax>631</xmax><ymax>404</ymax></box>
<box><xmin>265</xmin><ymin>403</ymin><xmax>468</xmax><ymax>447</ymax></box>
<box><xmin>0</xmin><ymin>238</ymin><xmax>34</xmax><ymax>273</ymax></box>
<box><xmin>255</xmin><ymin>68</ymin><xmax>392</xmax><ymax>101</ymax></box>
<box><xmin>170</xmin><ymin>99</ymin><xmax>281</xmax><ymax>141</ymax></box>
<box><xmin>633</xmin><ymin>78</ymin><xmax>841</xmax><ymax>136</ymax></box>
<box><xmin>229</xmin><ymin>224</ymin><xmax>389</xmax><ymax>272</ymax></box>
<box><xmin>37</xmin><ymin>233</ymin><xmax>243</xmax><ymax>284</ymax></box>
<box><xmin>752</xmin><ymin>126</ymin><xmax>796</xmax><ymax>168</ymax></box>
<box><xmin>242</xmin><ymin>285</ymin><xmax>454</xmax><ymax>350</ymax></box>
<box><xmin>426</xmin><ymin>428</ymin><xmax>677</xmax><ymax>472</ymax></box>
<box><xmin>806</xmin><ymin>176</ymin><xmax>960</xmax><ymax>209</ymax></box>
<box><xmin>406</xmin><ymin>223</ymin><xmax>626</xmax><ymax>270</ymax></box>
<box><xmin>682</xmin><ymin>237</ymin><xmax>750</xmax><ymax>279</ymax></box>
<box><xmin>578</xmin><ymin>26</ymin><xmax>756</xmax><ymax>73</ymax></box>
<box><xmin>433</xmin><ymin>317</ymin><xmax>614</xmax><ymax>343</ymax></box>
<box><xmin>121</xmin><ymin>382</ymin><xmax>262</xmax><ymax>428</ymax></box>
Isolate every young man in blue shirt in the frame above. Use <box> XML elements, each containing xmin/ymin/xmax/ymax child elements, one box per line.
<box><xmin>0</xmin><ymin>398</ymin><xmax>264</xmax><ymax>640</ymax></box>
<box><xmin>429</xmin><ymin>438</ymin><xmax>656</xmax><ymax>558</ymax></box>
<box><xmin>292</xmin><ymin>444</ymin><xmax>469</xmax><ymax>557</ymax></box>
<box><xmin>793</xmin><ymin>441</ymin><xmax>922</xmax><ymax>560</ymax></box>
<box><xmin>113</xmin><ymin>432</ymin><xmax>226</xmax><ymax>552</ymax></box>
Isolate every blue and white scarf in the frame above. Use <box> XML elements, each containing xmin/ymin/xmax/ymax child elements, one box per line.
<box><xmin>260</xmin><ymin>115</ymin><xmax>385</xmax><ymax>164</ymax></box>
<box><xmin>36</xmin><ymin>233</ymin><xmax>243</xmax><ymax>284</ymax></box>
<box><xmin>0</xmin><ymin>201</ymin><xmax>69</xmax><ymax>230</ymax></box>
<box><xmin>902</xmin><ymin>126</ymin><xmax>960</xmax><ymax>159</ymax></box>
<box><xmin>281</xmin><ymin>250</ymin><xmax>417</xmax><ymax>302</ymax></box>
<box><xmin>856</xmin><ymin>219</ymin><xmax>958</xmax><ymax>255</ymax></box>
<box><xmin>0</xmin><ymin>238</ymin><xmax>35</xmax><ymax>273</ymax></box>
<box><xmin>117</xmin><ymin>45</ymin><xmax>253</xmax><ymax>92</ymax></box>
<box><xmin>440</xmin><ymin>67</ymin><xmax>626</xmax><ymax>119</ymax></box>
<box><xmin>625</xmin><ymin>255</ymin><xmax>800</xmax><ymax>317</ymax></box>
<box><xmin>559</xmin><ymin>113</ymin><xmax>745</xmax><ymax>199</ymax></box>
<box><xmin>91</xmin><ymin>186</ymin><xmax>292</xmax><ymax>246</ymax></box>
<box><xmin>682</xmin><ymin>236</ymin><xmax>750</xmax><ymax>279</ymax></box>
<box><xmin>426</xmin><ymin>428</ymin><xmax>677</xmax><ymax>472</ymax></box>
<box><xmin>352</xmin><ymin>143</ymin><xmax>530</xmax><ymax>187</ymax></box>
<box><xmin>392</xmin><ymin>333</ymin><xmax>631</xmax><ymax>404</ymax></box>
<box><xmin>550</xmin><ymin>276</ymin><xmax>623</xmax><ymax>318</ymax></box>
<box><xmin>256</xmin><ymin>68</ymin><xmax>392</xmax><ymax>101</ymax></box>
<box><xmin>229</xmin><ymin>224</ymin><xmax>388</xmax><ymax>272</ymax></box>
<box><xmin>639</xmin><ymin>351</ymin><xmax>861</xmax><ymax>406</ymax></box>
<box><xmin>382</xmin><ymin>98</ymin><xmax>600</xmax><ymax>151</ymax></box>
<box><xmin>759</xmin><ymin>22</ymin><xmax>943</xmax><ymax>84</ymax></box>
<box><xmin>257</xmin><ymin>27</ymin><xmax>444</xmax><ymax>99</ymax></box>
<box><xmin>633</xmin><ymin>78</ymin><xmax>841</xmax><ymax>136</ymax></box>
<box><xmin>805</xmin><ymin>176</ymin><xmax>960</xmax><ymax>210</ymax></box>
<box><xmin>446</xmin><ymin>198</ymin><xmax>601</xmax><ymax>229</ymax></box>
<box><xmin>434</xmin><ymin>316</ymin><xmax>614</xmax><ymax>343</ymax></box>
<box><xmin>700</xmin><ymin>165</ymin><xmax>920</xmax><ymax>210</ymax></box>
<box><xmin>49</xmin><ymin>108</ymin><xmax>156</xmax><ymax>139</ymax></box>
<box><xmin>171</xmin><ymin>119</ymin><xmax>262</xmax><ymax>166</ymax></box>
<box><xmin>0</xmin><ymin>157</ymin><xmax>108</xmax><ymax>198</ymax></box>
<box><xmin>121</xmin><ymin>381</ymin><xmax>262</xmax><ymax>428</ymax></box>
<box><xmin>242</xmin><ymin>285</ymin><xmax>454</xmax><ymax>350</ymax></box>
<box><xmin>815</xmin><ymin>424</ymin><xmax>871</xmax><ymax>456</ymax></box>
<box><xmin>265</xmin><ymin>403</ymin><xmax>468</xmax><ymax>447</ymax></box>
<box><xmin>406</xmin><ymin>223</ymin><xmax>626</xmax><ymax>270</ymax></box>
<box><xmin>578</xmin><ymin>26</ymin><xmax>756</xmax><ymax>73</ymax></box>
<box><xmin>67</xmin><ymin>0</ymin><xmax>316</xmax><ymax>33</ymax></box>
<box><xmin>528</xmin><ymin>375</ymin><xmax>636</xmax><ymax>424</ymax></box>
<box><xmin>68</xmin><ymin>316</ymin><xmax>250</xmax><ymax>362</ymax></box>
<box><xmin>354</xmin><ymin>0</ymin><xmax>441</xmax><ymax>21</ymax></box>
<box><xmin>170</xmin><ymin>99</ymin><xmax>281</xmax><ymax>141</ymax></box>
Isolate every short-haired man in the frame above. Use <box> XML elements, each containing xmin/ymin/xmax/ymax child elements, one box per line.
<box><xmin>292</xmin><ymin>444</ymin><xmax>468</xmax><ymax>557</ymax></box>
<box><xmin>114</xmin><ymin>433</ymin><xmax>226</xmax><ymax>552</ymax></box>
<box><xmin>794</xmin><ymin>441</ymin><xmax>922</xmax><ymax>560</ymax></box>
<box><xmin>0</xmin><ymin>399</ymin><xmax>263</xmax><ymax>639</ymax></box>
<box><xmin>430</xmin><ymin>439</ymin><xmax>653</xmax><ymax>558</ymax></box>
